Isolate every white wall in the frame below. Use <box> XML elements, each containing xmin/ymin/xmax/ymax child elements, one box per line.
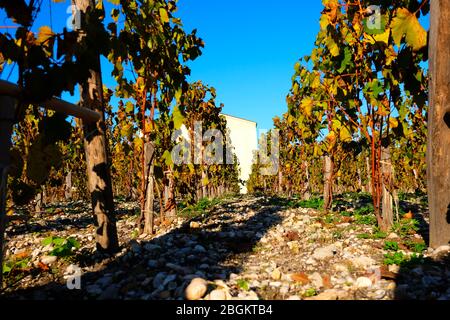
<box><xmin>222</xmin><ymin>114</ymin><xmax>257</xmax><ymax>194</ymax></box>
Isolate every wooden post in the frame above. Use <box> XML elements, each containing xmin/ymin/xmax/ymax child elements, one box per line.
<box><xmin>0</xmin><ymin>80</ymin><xmax>100</xmax><ymax>123</ymax></box>
<box><xmin>0</xmin><ymin>95</ymin><xmax>16</xmax><ymax>288</ymax></box>
<box><xmin>427</xmin><ymin>0</ymin><xmax>450</xmax><ymax>248</ymax></box>
<box><xmin>74</xmin><ymin>0</ymin><xmax>118</xmax><ymax>252</ymax></box>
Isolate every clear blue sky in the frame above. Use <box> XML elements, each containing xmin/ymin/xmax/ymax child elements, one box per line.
<box><xmin>0</xmin><ymin>1</ymin><xmax>429</xmax><ymax>130</ymax></box>
<box><xmin>176</xmin><ymin>0</ymin><xmax>323</xmax><ymax>129</ymax></box>
<box><xmin>0</xmin><ymin>0</ymin><xmax>323</xmax><ymax>130</ymax></box>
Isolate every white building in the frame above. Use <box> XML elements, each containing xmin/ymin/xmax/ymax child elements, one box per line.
<box><xmin>221</xmin><ymin>114</ymin><xmax>258</xmax><ymax>194</ymax></box>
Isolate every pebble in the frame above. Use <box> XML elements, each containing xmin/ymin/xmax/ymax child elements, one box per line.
<box><xmin>40</xmin><ymin>255</ymin><xmax>57</xmax><ymax>265</ymax></box>
<box><xmin>310</xmin><ymin>272</ymin><xmax>323</xmax><ymax>288</ymax></box>
<box><xmin>185</xmin><ymin>278</ymin><xmax>208</xmax><ymax>300</ymax></box>
<box><xmin>271</xmin><ymin>268</ymin><xmax>282</xmax><ymax>280</ymax></box>
<box><xmin>193</xmin><ymin>245</ymin><xmax>206</xmax><ymax>253</ymax></box>
<box><xmin>152</xmin><ymin>272</ymin><xmax>166</xmax><ymax>289</ymax></box>
<box><xmin>351</xmin><ymin>256</ymin><xmax>375</xmax><ymax>269</ymax></box>
<box><xmin>312</xmin><ymin>245</ymin><xmax>337</xmax><ymax>260</ymax></box>
<box><xmin>4</xmin><ymin>196</ymin><xmax>443</xmax><ymax>301</ymax></box>
<box><xmin>355</xmin><ymin>277</ymin><xmax>373</xmax><ymax>288</ymax></box>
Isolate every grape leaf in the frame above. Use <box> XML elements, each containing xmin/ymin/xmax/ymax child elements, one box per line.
<box><xmin>391</xmin><ymin>8</ymin><xmax>427</xmax><ymax>51</ymax></box>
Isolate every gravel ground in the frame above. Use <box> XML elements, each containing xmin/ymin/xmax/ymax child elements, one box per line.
<box><xmin>1</xmin><ymin>195</ymin><xmax>449</xmax><ymax>300</ymax></box>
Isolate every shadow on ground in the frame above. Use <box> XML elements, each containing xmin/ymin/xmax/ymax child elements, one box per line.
<box><xmin>1</xmin><ymin>197</ymin><xmax>283</xmax><ymax>300</ymax></box>
<box><xmin>394</xmin><ymin>250</ymin><xmax>450</xmax><ymax>300</ymax></box>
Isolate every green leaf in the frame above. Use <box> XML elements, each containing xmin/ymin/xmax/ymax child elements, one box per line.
<box><xmin>172</xmin><ymin>106</ymin><xmax>185</xmax><ymax>129</ymax></box>
<box><xmin>52</xmin><ymin>237</ymin><xmax>65</xmax><ymax>246</ymax></box>
<box><xmin>2</xmin><ymin>263</ymin><xmax>12</xmax><ymax>274</ymax></box>
<box><xmin>42</xmin><ymin>237</ymin><xmax>53</xmax><ymax>246</ymax></box>
<box><xmin>162</xmin><ymin>150</ymin><xmax>173</xmax><ymax>167</ymax></box>
<box><xmin>67</xmin><ymin>238</ymin><xmax>80</xmax><ymax>249</ymax></box>
<box><xmin>337</xmin><ymin>47</ymin><xmax>352</xmax><ymax>73</ymax></box>
<box><xmin>391</xmin><ymin>8</ymin><xmax>427</xmax><ymax>51</ymax></box>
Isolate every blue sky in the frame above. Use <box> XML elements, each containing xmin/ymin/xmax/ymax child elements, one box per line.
<box><xmin>176</xmin><ymin>0</ymin><xmax>323</xmax><ymax>129</ymax></box>
<box><xmin>0</xmin><ymin>1</ymin><xmax>429</xmax><ymax>130</ymax></box>
<box><xmin>0</xmin><ymin>0</ymin><xmax>323</xmax><ymax>130</ymax></box>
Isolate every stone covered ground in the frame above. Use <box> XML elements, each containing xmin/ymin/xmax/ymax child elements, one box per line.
<box><xmin>1</xmin><ymin>194</ymin><xmax>450</xmax><ymax>300</ymax></box>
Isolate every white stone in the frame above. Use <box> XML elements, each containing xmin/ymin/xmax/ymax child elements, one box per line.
<box><xmin>271</xmin><ymin>268</ymin><xmax>282</xmax><ymax>280</ymax></box>
<box><xmin>355</xmin><ymin>277</ymin><xmax>373</xmax><ymax>288</ymax></box>
<box><xmin>310</xmin><ymin>272</ymin><xmax>323</xmax><ymax>288</ymax></box>
<box><xmin>209</xmin><ymin>289</ymin><xmax>228</xmax><ymax>300</ymax></box>
<box><xmin>40</xmin><ymin>255</ymin><xmax>57</xmax><ymax>265</ymax></box>
<box><xmin>351</xmin><ymin>256</ymin><xmax>376</xmax><ymax>269</ymax></box>
<box><xmin>388</xmin><ymin>265</ymin><xmax>400</xmax><ymax>273</ymax></box>
<box><xmin>432</xmin><ymin>245</ymin><xmax>450</xmax><ymax>257</ymax></box>
<box><xmin>185</xmin><ymin>278</ymin><xmax>208</xmax><ymax>300</ymax></box>
<box><xmin>312</xmin><ymin>245</ymin><xmax>337</xmax><ymax>260</ymax></box>
<box><xmin>387</xmin><ymin>233</ymin><xmax>399</xmax><ymax>239</ymax></box>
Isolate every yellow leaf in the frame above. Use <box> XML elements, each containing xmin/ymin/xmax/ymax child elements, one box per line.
<box><xmin>37</xmin><ymin>26</ymin><xmax>54</xmax><ymax>45</ymax></box>
<box><xmin>320</xmin><ymin>14</ymin><xmax>329</xmax><ymax>31</ymax></box>
<box><xmin>339</xmin><ymin>126</ymin><xmax>352</xmax><ymax>142</ymax></box>
<box><xmin>389</xmin><ymin>117</ymin><xmax>399</xmax><ymax>129</ymax></box>
<box><xmin>364</xmin><ymin>28</ymin><xmax>390</xmax><ymax>45</ymax></box>
<box><xmin>159</xmin><ymin>8</ymin><xmax>169</xmax><ymax>24</ymax></box>
<box><xmin>300</xmin><ymin>98</ymin><xmax>314</xmax><ymax>117</ymax></box>
<box><xmin>391</xmin><ymin>8</ymin><xmax>427</xmax><ymax>51</ymax></box>
<box><xmin>96</xmin><ymin>0</ymin><xmax>104</xmax><ymax>10</ymax></box>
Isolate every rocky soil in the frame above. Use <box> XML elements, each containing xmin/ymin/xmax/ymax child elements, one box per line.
<box><xmin>1</xmin><ymin>196</ymin><xmax>450</xmax><ymax>300</ymax></box>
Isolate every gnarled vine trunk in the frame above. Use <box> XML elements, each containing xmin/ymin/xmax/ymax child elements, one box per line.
<box><xmin>323</xmin><ymin>155</ymin><xmax>333</xmax><ymax>211</ymax></box>
<box><xmin>74</xmin><ymin>0</ymin><xmax>118</xmax><ymax>252</ymax></box>
<box><xmin>141</xmin><ymin>140</ymin><xmax>155</xmax><ymax>234</ymax></box>
<box><xmin>380</xmin><ymin>146</ymin><xmax>394</xmax><ymax>231</ymax></box>
<box><xmin>303</xmin><ymin>161</ymin><xmax>311</xmax><ymax>200</ymax></box>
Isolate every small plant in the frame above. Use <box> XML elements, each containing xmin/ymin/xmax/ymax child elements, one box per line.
<box><xmin>332</xmin><ymin>231</ymin><xmax>343</xmax><ymax>239</ymax></box>
<box><xmin>304</xmin><ymin>288</ymin><xmax>317</xmax><ymax>297</ymax></box>
<box><xmin>373</xmin><ymin>231</ymin><xmax>387</xmax><ymax>239</ymax></box>
<box><xmin>179</xmin><ymin>197</ymin><xmax>222</xmax><ymax>218</ymax></box>
<box><xmin>353</xmin><ymin>204</ymin><xmax>376</xmax><ymax>225</ymax></box>
<box><xmin>236</xmin><ymin>279</ymin><xmax>250</xmax><ymax>291</ymax></box>
<box><xmin>404</xmin><ymin>240</ymin><xmax>427</xmax><ymax>253</ymax></box>
<box><xmin>131</xmin><ymin>229</ymin><xmax>139</xmax><ymax>239</ymax></box>
<box><xmin>2</xmin><ymin>257</ymin><xmax>30</xmax><ymax>275</ymax></box>
<box><xmin>383</xmin><ymin>251</ymin><xmax>407</xmax><ymax>265</ymax></box>
<box><xmin>41</xmin><ymin>236</ymin><xmax>80</xmax><ymax>257</ymax></box>
<box><xmin>357</xmin><ymin>233</ymin><xmax>370</xmax><ymax>239</ymax></box>
<box><xmin>384</xmin><ymin>241</ymin><xmax>399</xmax><ymax>251</ymax></box>
<box><xmin>297</xmin><ymin>197</ymin><xmax>324</xmax><ymax>209</ymax></box>
<box><xmin>323</xmin><ymin>214</ymin><xmax>337</xmax><ymax>224</ymax></box>
<box><xmin>354</xmin><ymin>204</ymin><xmax>374</xmax><ymax>216</ymax></box>
<box><xmin>252</xmin><ymin>244</ymin><xmax>263</xmax><ymax>253</ymax></box>
<box><xmin>340</xmin><ymin>211</ymin><xmax>353</xmax><ymax>217</ymax></box>
<box><xmin>392</xmin><ymin>218</ymin><xmax>420</xmax><ymax>237</ymax></box>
